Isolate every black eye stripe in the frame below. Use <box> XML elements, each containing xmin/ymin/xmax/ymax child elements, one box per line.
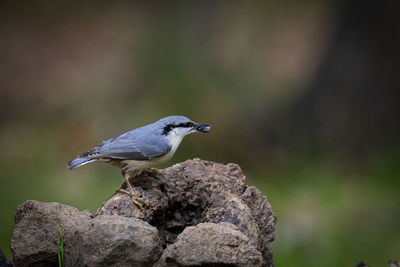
<box><xmin>163</xmin><ymin>122</ymin><xmax>194</xmax><ymax>135</ymax></box>
<box><xmin>177</xmin><ymin>122</ymin><xmax>194</xmax><ymax>128</ymax></box>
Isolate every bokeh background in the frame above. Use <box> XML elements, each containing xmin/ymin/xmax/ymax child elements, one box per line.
<box><xmin>1</xmin><ymin>1</ymin><xmax>399</xmax><ymax>266</ymax></box>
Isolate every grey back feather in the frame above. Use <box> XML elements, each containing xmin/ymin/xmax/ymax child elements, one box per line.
<box><xmin>80</xmin><ymin>116</ymin><xmax>192</xmax><ymax>161</ymax></box>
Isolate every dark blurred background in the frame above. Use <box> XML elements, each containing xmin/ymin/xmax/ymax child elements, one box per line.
<box><xmin>1</xmin><ymin>1</ymin><xmax>399</xmax><ymax>266</ymax></box>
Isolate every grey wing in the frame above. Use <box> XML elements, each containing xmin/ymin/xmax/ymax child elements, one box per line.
<box><xmin>82</xmin><ymin>131</ymin><xmax>171</xmax><ymax>160</ymax></box>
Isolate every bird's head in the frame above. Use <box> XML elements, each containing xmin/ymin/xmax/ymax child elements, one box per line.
<box><xmin>157</xmin><ymin>115</ymin><xmax>211</xmax><ymax>137</ymax></box>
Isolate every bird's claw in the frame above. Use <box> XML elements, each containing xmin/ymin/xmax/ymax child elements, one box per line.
<box><xmin>118</xmin><ymin>189</ymin><xmax>144</xmax><ymax>209</ymax></box>
<box><xmin>131</xmin><ymin>199</ymin><xmax>143</xmax><ymax>209</ymax></box>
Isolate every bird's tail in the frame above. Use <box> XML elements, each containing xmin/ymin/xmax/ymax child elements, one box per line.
<box><xmin>67</xmin><ymin>157</ymin><xmax>95</xmax><ymax>170</ymax></box>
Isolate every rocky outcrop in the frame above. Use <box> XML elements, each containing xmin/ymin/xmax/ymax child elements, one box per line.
<box><xmin>76</xmin><ymin>215</ymin><xmax>162</xmax><ymax>267</ymax></box>
<box><xmin>155</xmin><ymin>222</ymin><xmax>263</xmax><ymax>267</ymax></box>
<box><xmin>11</xmin><ymin>201</ymin><xmax>161</xmax><ymax>267</ymax></box>
<box><xmin>10</xmin><ymin>159</ymin><xmax>276</xmax><ymax>266</ymax></box>
<box><xmin>11</xmin><ymin>200</ymin><xmax>92</xmax><ymax>266</ymax></box>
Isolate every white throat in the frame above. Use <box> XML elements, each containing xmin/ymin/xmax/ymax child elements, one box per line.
<box><xmin>168</xmin><ymin>128</ymin><xmax>191</xmax><ymax>153</ymax></box>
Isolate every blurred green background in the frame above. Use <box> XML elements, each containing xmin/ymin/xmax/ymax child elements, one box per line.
<box><xmin>0</xmin><ymin>1</ymin><xmax>399</xmax><ymax>266</ymax></box>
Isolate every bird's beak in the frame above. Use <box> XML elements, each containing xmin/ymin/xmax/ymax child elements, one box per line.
<box><xmin>195</xmin><ymin>123</ymin><xmax>211</xmax><ymax>133</ymax></box>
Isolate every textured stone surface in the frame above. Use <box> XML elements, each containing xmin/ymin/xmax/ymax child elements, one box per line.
<box><xmin>11</xmin><ymin>201</ymin><xmax>162</xmax><ymax>267</ymax></box>
<box><xmin>98</xmin><ymin>158</ymin><xmax>276</xmax><ymax>266</ymax></box>
<box><xmin>242</xmin><ymin>186</ymin><xmax>276</xmax><ymax>266</ymax></box>
<box><xmin>10</xmin><ymin>159</ymin><xmax>276</xmax><ymax>266</ymax></box>
<box><xmin>11</xmin><ymin>200</ymin><xmax>92</xmax><ymax>267</ymax></box>
<box><xmin>155</xmin><ymin>222</ymin><xmax>263</xmax><ymax>267</ymax></box>
<box><xmin>78</xmin><ymin>215</ymin><xmax>162</xmax><ymax>267</ymax></box>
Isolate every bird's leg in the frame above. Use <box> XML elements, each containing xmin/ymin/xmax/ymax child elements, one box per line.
<box><xmin>118</xmin><ymin>170</ymin><xmax>144</xmax><ymax>209</ymax></box>
<box><xmin>148</xmin><ymin>168</ymin><xmax>162</xmax><ymax>175</ymax></box>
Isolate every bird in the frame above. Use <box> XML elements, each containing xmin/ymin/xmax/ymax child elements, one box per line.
<box><xmin>68</xmin><ymin>115</ymin><xmax>211</xmax><ymax>209</ymax></box>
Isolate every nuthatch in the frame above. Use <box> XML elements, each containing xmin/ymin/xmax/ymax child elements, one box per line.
<box><xmin>68</xmin><ymin>115</ymin><xmax>211</xmax><ymax>208</ymax></box>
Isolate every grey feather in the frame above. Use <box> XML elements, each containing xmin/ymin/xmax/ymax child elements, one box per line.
<box><xmin>69</xmin><ymin>115</ymin><xmax>201</xmax><ymax>169</ymax></box>
<box><xmin>68</xmin><ymin>157</ymin><xmax>95</xmax><ymax>169</ymax></box>
<box><xmin>79</xmin><ymin>118</ymin><xmax>180</xmax><ymax>161</ymax></box>
<box><xmin>86</xmin><ymin>132</ymin><xmax>171</xmax><ymax>160</ymax></box>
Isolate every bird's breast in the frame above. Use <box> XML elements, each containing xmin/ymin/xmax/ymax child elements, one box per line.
<box><xmin>168</xmin><ymin>131</ymin><xmax>185</xmax><ymax>154</ymax></box>
<box><xmin>120</xmin><ymin>132</ymin><xmax>184</xmax><ymax>172</ymax></box>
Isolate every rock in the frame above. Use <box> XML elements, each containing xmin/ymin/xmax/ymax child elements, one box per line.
<box><xmin>98</xmin><ymin>158</ymin><xmax>276</xmax><ymax>266</ymax></box>
<box><xmin>357</xmin><ymin>261</ymin><xmax>400</xmax><ymax>267</ymax></box>
<box><xmin>242</xmin><ymin>186</ymin><xmax>276</xmax><ymax>266</ymax></box>
<box><xmin>11</xmin><ymin>201</ymin><xmax>162</xmax><ymax>267</ymax></box>
<box><xmin>78</xmin><ymin>215</ymin><xmax>162</xmax><ymax>267</ymax></box>
<box><xmin>156</xmin><ymin>222</ymin><xmax>263</xmax><ymax>267</ymax></box>
<box><xmin>11</xmin><ymin>200</ymin><xmax>92</xmax><ymax>266</ymax></box>
<box><xmin>10</xmin><ymin>159</ymin><xmax>276</xmax><ymax>266</ymax></box>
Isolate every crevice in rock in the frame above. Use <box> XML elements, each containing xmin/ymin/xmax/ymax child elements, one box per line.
<box><xmin>148</xmin><ymin>198</ymin><xmax>205</xmax><ymax>248</ymax></box>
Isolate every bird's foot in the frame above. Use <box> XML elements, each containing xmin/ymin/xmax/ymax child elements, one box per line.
<box><xmin>148</xmin><ymin>168</ymin><xmax>162</xmax><ymax>175</ymax></box>
<box><xmin>118</xmin><ymin>189</ymin><xmax>144</xmax><ymax>209</ymax></box>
